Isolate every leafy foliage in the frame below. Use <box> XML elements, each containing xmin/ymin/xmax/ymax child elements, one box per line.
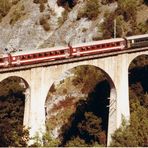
<box><xmin>30</xmin><ymin>131</ymin><xmax>60</xmax><ymax>147</ymax></box>
<box><xmin>110</xmin><ymin>99</ymin><xmax>148</xmax><ymax>147</ymax></box>
<box><xmin>9</xmin><ymin>5</ymin><xmax>26</xmax><ymax>25</ymax></box>
<box><xmin>101</xmin><ymin>0</ymin><xmax>117</xmax><ymax>5</ymax></box>
<box><xmin>44</xmin><ymin>66</ymin><xmax>110</xmax><ymax>146</ymax></box>
<box><xmin>110</xmin><ymin>55</ymin><xmax>148</xmax><ymax>147</ymax></box>
<box><xmin>0</xmin><ymin>77</ymin><xmax>29</xmax><ymax>147</ymax></box>
<box><xmin>39</xmin><ymin>16</ymin><xmax>50</xmax><ymax>31</ymax></box>
<box><xmin>62</xmin><ymin>112</ymin><xmax>106</xmax><ymax>147</ymax></box>
<box><xmin>77</xmin><ymin>0</ymin><xmax>100</xmax><ymax>20</ymax></box>
<box><xmin>57</xmin><ymin>0</ymin><xmax>77</xmax><ymax>8</ymax></box>
<box><xmin>101</xmin><ymin>0</ymin><xmax>148</xmax><ymax>38</ymax></box>
<box><xmin>58</xmin><ymin>80</ymin><xmax>110</xmax><ymax>146</ymax></box>
<box><xmin>116</xmin><ymin>0</ymin><xmax>137</xmax><ymax>22</ymax></box>
<box><xmin>72</xmin><ymin>65</ymin><xmax>106</xmax><ymax>93</ymax></box>
<box><xmin>0</xmin><ymin>0</ymin><xmax>20</xmax><ymax>22</ymax></box>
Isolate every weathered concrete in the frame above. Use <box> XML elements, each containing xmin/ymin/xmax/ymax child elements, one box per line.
<box><xmin>0</xmin><ymin>49</ymin><xmax>147</xmax><ymax>145</ymax></box>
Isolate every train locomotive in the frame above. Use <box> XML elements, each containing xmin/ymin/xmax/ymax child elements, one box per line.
<box><xmin>0</xmin><ymin>34</ymin><xmax>148</xmax><ymax>68</ymax></box>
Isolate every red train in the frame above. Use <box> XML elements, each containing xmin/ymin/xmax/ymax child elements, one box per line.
<box><xmin>0</xmin><ymin>34</ymin><xmax>148</xmax><ymax>68</ymax></box>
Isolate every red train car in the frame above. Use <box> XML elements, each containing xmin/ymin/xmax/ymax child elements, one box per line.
<box><xmin>1</xmin><ymin>33</ymin><xmax>148</xmax><ymax>68</ymax></box>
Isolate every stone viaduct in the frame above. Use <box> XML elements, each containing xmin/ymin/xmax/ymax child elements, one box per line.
<box><xmin>0</xmin><ymin>48</ymin><xmax>147</xmax><ymax>145</ymax></box>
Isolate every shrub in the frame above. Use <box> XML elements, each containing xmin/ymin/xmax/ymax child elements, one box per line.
<box><xmin>101</xmin><ymin>0</ymin><xmax>117</xmax><ymax>5</ymax></box>
<box><xmin>9</xmin><ymin>5</ymin><xmax>26</xmax><ymax>25</ymax></box>
<box><xmin>33</xmin><ymin>0</ymin><xmax>40</xmax><ymax>4</ymax></box>
<box><xmin>77</xmin><ymin>0</ymin><xmax>100</xmax><ymax>20</ymax></box>
<box><xmin>58</xmin><ymin>10</ymin><xmax>68</xmax><ymax>26</ymax></box>
<box><xmin>39</xmin><ymin>16</ymin><xmax>50</xmax><ymax>31</ymax></box>
<box><xmin>33</xmin><ymin>0</ymin><xmax>47</xmax><ymax>4</ymax></box>
<box><xmin>101</xmin><ymin>12</ymin><xmax>115</xmax><ymax>39</ymax></box>
<box><xmin>39</xmin><ymin>2</ymin><xmax>45</xmax><ymax>12</ymax></box>
<box><xmin>33</xmin><ymin>0</ymin><xmax>47</xmax><ymax>12</ymax></box>
<box><xmin>11</xmin><ymin>0</ymin><xmax>20</xmax><ymax>5</ymax></box>
<box><xmin>57</xmin><ymin>0</ymin><xmax>77</xmax><ymax>8</ymax></box>
<box><xmin>0</xmin><ymin>0</ymin><xmax>11</xmax><ymax>21</ymax></box>
<box><xmin>116</xmin><ymin>0</ymin><xmax>137</xmax><ymax>22</ymax></box>
<box><xmin>31</xmin><ymin>131</ymin><xmax>59</xmax><ymax>147</ymax></box>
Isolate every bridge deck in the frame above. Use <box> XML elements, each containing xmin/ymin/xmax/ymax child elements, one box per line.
<box><xmin>0</xmin><ymin>46</ymin><xmax>147</xmax><ymax>73</ymax></box>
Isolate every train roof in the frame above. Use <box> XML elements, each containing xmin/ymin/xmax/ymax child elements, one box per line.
<box><xmin>10</xmin><ymin>38</ymin><xmax>124</xmax><ymax>56</ymax></box>
<box><xmin>125</xmin><ymin>34</ymin><xmax>148</xmax><ymax>40</ymax></box>
<box><xmin>11</xmin><ymin>45</ymin><xmax>69</xmax><ymax>56</ymax></box>
<box><xmin>71</xmin><ymin>38</ymin><xmax>124</xmax><ymax>48</ymax></box>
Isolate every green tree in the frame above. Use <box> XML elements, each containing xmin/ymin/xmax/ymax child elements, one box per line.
<box><xmin>101</xmin><ymin>12</ymin><xmax>115</xmax><ymax>38</ymax></box>
<box><xmin>72</xmin><ymin>66</ymin><xmax>106</xmax><ymax>93</ymax></box>
<box><xmin>0</xmin><ymin>77</ymin><xmax>29</xmax><ymax>146</ymax></box>
<box><xmin>77</xmin><ymin>0</ymin><xmax>100</xmax><ymax>20</ymax></box>
<box><xmin>110</xmin><ymin>100</ymin><xmax>148</xmax><ymax>147</ymax></box>
<box><xmin>111</xmin><ymin>55</ymin><xmax>148</xmax><ymax>147</ymax></box>
<box><xmin>117</xmin><ymin>0</ymin><xmax>137</xmax><ymax>22</ymax></box>
<box><xmin>78</xmin><ymin>112</ymin><xmax>106</xmax><ymax>145</ymax></box>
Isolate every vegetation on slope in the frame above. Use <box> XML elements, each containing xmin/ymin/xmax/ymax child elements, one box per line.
<box><xmin>110</xmin><ymin>55</ymin><xmax>148</xmax><ymax>147</ymax></box>
<box><xmin>0</xmin><ymin>77</ymin><xmax>29</xmax><ymax>147</ymax></box>
<box><xmin>0</xmin><ymin>0</ymin><xmax>21</xmax><ymax>22</ymax></box>
<box><xmin>44</xmin><ymin>66</ymin><xmax>110</xmax><ymax>147</ymax></box>
<box><xmin>101</xmin><ymin>0</ymin><xmax>148</xmax><ymax>38</ymax></box>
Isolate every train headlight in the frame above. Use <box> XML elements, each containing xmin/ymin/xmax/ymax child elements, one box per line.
<box><xmin>13</xmin><ymin>57</ymin><xmax>16</xmax><ymax>60</ymax></box>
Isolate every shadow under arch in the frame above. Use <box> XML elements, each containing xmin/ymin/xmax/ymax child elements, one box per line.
<box><xmin>128</xmin><ymin>54</ymin><xmax>148</xmax><ymax>107</ymax></box>
<box><xmin>0</xmin><ymin>76</ymin><xmax>30</xmax><ymax>146</ymax></box>
<box><xmin>45</xmin><ymin>64</ymin><xmax>117</xmax><ymax>146</ymax></box>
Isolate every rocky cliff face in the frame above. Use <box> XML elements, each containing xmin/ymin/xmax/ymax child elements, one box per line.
<box><xmin>0</xmin><ymin>0</ymin><xmax>117</xmax><ymax>51</ymax></box>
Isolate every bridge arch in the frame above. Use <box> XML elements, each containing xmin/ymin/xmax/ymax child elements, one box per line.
<box><xmin>128</xmin><ymin>53</ymin><xmax>148</xmax><ymax>68</ymax></box>
<box><xmin>45</xmin><ymin>64</ymin><xmax>117</xmax><ymax>146</ymax></box>
<box><xmin>0</xmin><ymin>75</ymin><xmax>31</xmax><ymax>127</ymax></box>
<box><xmin>0</xmin><ymin>75</ymin><xmax>31</xmax><ymax>145</ymax></box>
<box><xmin>128</xmin><ymin>54</ymin><xmax>148</xmax><ymax>102</ymax></box>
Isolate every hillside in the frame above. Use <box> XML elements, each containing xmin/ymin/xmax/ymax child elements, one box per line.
<box><xmin>0</xmin><ymin>0</ymin><xmax>147</xmax><ymax>51</ymax></box>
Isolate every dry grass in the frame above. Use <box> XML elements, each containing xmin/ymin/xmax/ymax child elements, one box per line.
<box><xmin>0</xmin><ymin>0</ymin><xmax>20</xmax><ymax>22</ymax></box>
<box><xmin>9</xmin><ymin>5</ymin><xmax>26</xmax><ymax>25</ymax></box>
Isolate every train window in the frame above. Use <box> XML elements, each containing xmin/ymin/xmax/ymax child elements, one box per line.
<box><xmin>22</xmin><ymin>55</ymin><xmax>28</xmax><ymax>59</ymax></box>
<box><xmin>51</xmin><ymin>51</ymin><xmax>55</xmax><ymax>55</ymax></box>
<box><xmin>86</xmin><ymin>47</ymin><xmax>90</xmax><ymax>50</ymax></box>
<box><xmin>102</xmin><ymin>44</ymin><xmax>105</xmax><ymax>48</ymax></box>
<box><xmin>28</xmin><ymin>55</ymin><xmax>33</xmax><ymax>58</ymax></box>
<box><xmin>81</xmin><ymin>47</ymin><xmax>85</xmax><ymax>51</ymax></box>
<box><xmin>84</xmin><ymin>47</ymin><xmax>88</xmax><ymax>50</ymax></box>
<box><xmin>88</xmin><ymin>46</ymin><xmax>91</xmax><ymax>50</ymax></box>
<box><xmin>22</xmin><ymin>56</ymin><xmax>25</xmax><ymax>60</ymax></box>
<box><xmin>135</xmin><ymin>38</ymin><xmax>148</xmax><ymax>42</ymax></box>
<box><xmin>33</xmin><ymin>54</ymin><xmax>38</xmax><ymax>58</ymax></box>
<box><xmin>96</xmin><ymin>45</ymin><xmax>100</xmax><ymax>49</ymax></box>
<box><xmin>38</xmin><ymin>53</ymin><xmax>43</xmax><ymax>57</ymax></box>
<box><xmin>111</xmin><ymin>43</ymin><xmax>115</xmax><ymax>46</ymax></box>
<box><xmin>46</xmin><ymin>52</ymin><xmax>50</xmax><ymax>55</ymax></box>
<box><xmin>44</xmin><ymin>53</ymin><xmax>48</xmax><ymax>56</ymax></box>
<box><xmin>106</xmin><ymin>44</ymin><xmax>110</xmax><ymax>47</ymax></box>
<box><xmin>93</xmin><ymin>46</ymin><xmax>97</xmax><ymax>49</ymax></box>
<box><xmin>60</xmin><ymin>50</ymin><xmax>65</xmax><ymax>54</ymax></box>
<box><xmin>56</xmin><ymin>51</ymin><xmax>61</xmax><ymax>54</ymax></box>
<box><xmin>0</xmin><ymin>58</ymin><xmax>3</xmax><ymax>62</ymax></box>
